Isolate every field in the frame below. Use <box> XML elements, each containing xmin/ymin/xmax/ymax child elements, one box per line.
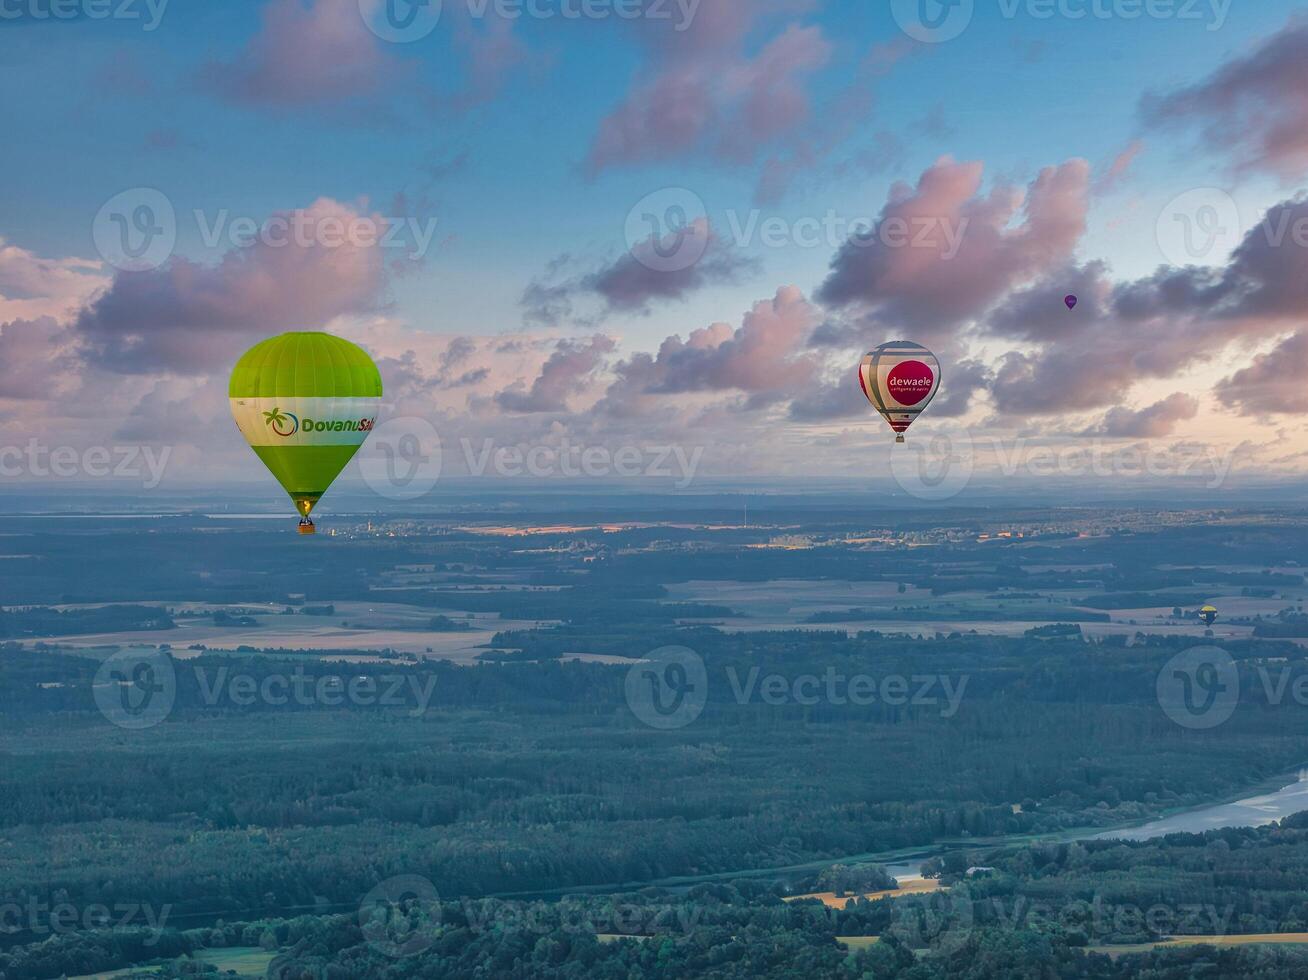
<box><xmin>784</xmin><ymin>877</ymin><xmax>943</xmax><ymax>908</ymax></box>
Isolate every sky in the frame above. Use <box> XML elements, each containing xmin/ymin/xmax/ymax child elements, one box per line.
<box><xmin>4</xmin><ymin>0</ymin><xmax>1308</xmax><ymax>499</ymax></box>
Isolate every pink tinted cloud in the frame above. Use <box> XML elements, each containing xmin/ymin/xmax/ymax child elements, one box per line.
<box><xmin>0</xmin><ymin>238</ymin><xmax>109</xmax><ymax>323</ymax></box>
<box><xmin>0</xmin><ymin>318</ymin><xmax>77</xmax><ymax>402</ymax></box>
<box><xmin>200</xmin><ymin>0</ymin><xmax>403</xmax><ymax>108</ymax></box>
<box><xmin>598</xmin><ymin>286</ymin><xmax>820</xmax><ymax>416</ymax></box>
<box><xmin>585</xmin><ymin>2</ymin><xmax>831</xmax><ymax>174</ymax></box>
<box><xmin>496</xmin><ymin>334</ymin><xmax>617</xmax><ymax>413</ymax></box>
<box><xmin>1223</xmin><ymin>331</ymin><xmax>1308</xmax><ymax>415</ymax></box>
<box><xmin>816</xmin><ymin>157</ymin><xmax>1091</xmax><ymax>340</ymax></box>
<box><xmin>76</xmin><ymin>198</ymin><xmax>387</xmax><ymax>374</ymax></box>
<box><xmin>1143</xmin><ymin>16</ymin><xmax>1308</xmax><ymax>182</ymax></box>
<box><xmin>1083</xmin><ymin>393</ymin><xmax>1200</xmax><ymax>438</ymax></box>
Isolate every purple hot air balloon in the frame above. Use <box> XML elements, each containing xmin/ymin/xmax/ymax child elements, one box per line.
<box><xmin>1064</xmin><ymin>295</ymin><xmax>1078</xmax><ymax>310</ymax></box>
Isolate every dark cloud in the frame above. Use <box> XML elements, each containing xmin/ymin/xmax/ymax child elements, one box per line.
<box><xmin>816</xmin><ymin>157</ymin><xmax>1090</xmax><ymax>342</ymax></box>
<box><xmin>1142</xmin><ymin>15</ymin><xmax>1308</xmax><ymax>182</ymax></box>
<box><xmin>75</xmin><ymin>199</ymin><xmax>386</xmax><ymax>374</ymax></box>
<box><xmin>1223</xmin><ymin>331</ymin><xmax>1308</xmax><ymax>415</ymax></box>
<box><xmin>1083</xmin><ymin>393</ymin><xmax>1199</xmax><ymax>438</ymax></box>
<box><xmin>496</xmin><ymin>334</ymin><xmax>616</xmax><ymax>413</ymax></box>
<box><xmin>522</xmin><ymin>220</ymin><xmax>754</xmax><ymax>323</ymax></box>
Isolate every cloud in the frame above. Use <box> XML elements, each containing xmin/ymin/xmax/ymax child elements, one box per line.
<box><xmin>522</xmin><ymin>219</ymin><xmax>754</xmax><ymax>323</ymax></box>
<box><xmin>598</xmin><ymin>286</ymin><xmax>820</xmax><ymax>416</ymax></box>
<box><xmin>754</xmin><ymin>38</ymin><xmax>914</xmax><ymax>204</ymax></box>
<box><xmin>200</xmin><ymin>0</ymin><xmax>405</xmax><ymax>109</ymax></box>
<box><xmin>816</xmin><ymin>157</ymin><xmax>1090</xmax><ymax>342</ymax></box>
<box><xmin>1142</xmin><ymin>15</ymin><xmax>1308</xmax><ymax>182</ymax></box>
<box><xmin>984</xmin><ymin>192</ymin><xmax>1308</xmax><ymax>416</ymax></box>
<box><xmin>75</xmin><ymin>198</ymin><xmax>386</xmax><ymax>374</ymax></box>
<box><xmin>1083</xmin><ymin>393</ymin><xmax>1199</xmax><ymax>438</ymax></box>
<box><xmin>0</xmin><ymin>317</ymin><xmax>77</xmax><ymax>401</ymax></box>
<box><xmin>496</xmin><ymin>334</ymin><xmax>616</xmax><ymax>413</ymax></box>
<box><xmin>0</xmin><ymin>237</ymin><xmax>109</xmax><ymax>323</ymax></box>
<box><xmin>1095</xmin><ymin>140</ymin><xmax>1144</xmax><ymax>195</ymax></box>
<box><xmin>1223</xmin><ymin>331</ymin><xmax>1308</xmax><ymax>415</ymax></box>
<box><xmin>585</xmin><ymin>3</ymin><xmax>831</xmax><ymax>175</ymax></box>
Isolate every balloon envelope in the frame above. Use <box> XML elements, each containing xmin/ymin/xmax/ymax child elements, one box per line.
<box><xmin>858</xmin><ymin>341</ymin><xmax>940</xmax><ymax>442</ymax></box>
<box><xmin>229</xmin><ymin>332</ymin><xmax>382</xmax><ymax>522</ymax></box>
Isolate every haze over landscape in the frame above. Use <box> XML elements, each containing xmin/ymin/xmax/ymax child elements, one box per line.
<box><xmin>10</xmin><ymin>2</ymin><xmax>1308</xmax><ymax>979</ymax></box>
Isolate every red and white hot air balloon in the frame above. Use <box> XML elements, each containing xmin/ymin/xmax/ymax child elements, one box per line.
<box><xmin>858</xmin><ymin>341</ymin><xmax>941</xmax><ymax>443</ymax></box>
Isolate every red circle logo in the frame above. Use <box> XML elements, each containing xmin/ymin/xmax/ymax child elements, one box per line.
<box><xmin>886</xmin><ymin>360</ymin><xmax>935</xmax><ymax>406</ymax></box>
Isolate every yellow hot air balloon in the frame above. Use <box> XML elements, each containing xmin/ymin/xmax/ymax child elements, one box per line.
<box><xmin>229</xmin><ymin>332</ymin><xmax>383</xmax><ymax>534</ymax></box>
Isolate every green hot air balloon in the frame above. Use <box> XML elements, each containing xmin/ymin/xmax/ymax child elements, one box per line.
<box><xmin>229</xmin><ymin>332</ymin><xmax>383</xmax><ymax>534</ymax></box>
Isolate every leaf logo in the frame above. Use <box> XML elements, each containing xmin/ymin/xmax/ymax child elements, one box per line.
<box><xmin>263</xmin><ymin>407</ymin><xmax>300</xmax><ymax>437</ymax></box>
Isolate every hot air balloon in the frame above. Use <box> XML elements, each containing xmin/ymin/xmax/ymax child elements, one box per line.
<box><xmin>229</xmin><ymin>332</ymin><xmax>382</xmax><ymax>534</ymax></box>
<box><xmin>858</xmin><ymin>341</ymin><xmax>941</xmax><ymax>443</ymax></box>
<box><xmin>1199</xmin><ymin>605</ymin><xmax>1218</xmax><ymax>627</ymax></box>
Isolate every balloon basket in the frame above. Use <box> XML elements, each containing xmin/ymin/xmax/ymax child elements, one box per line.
<box><xmin>895</xmin><ymin>434</ymin><xmax>906</xmax><ymax>444</ymax></box>
<box><xmin>298</xmin><ymin>518</ymin><xmax>316</xmax><ymax>535</ymax></box>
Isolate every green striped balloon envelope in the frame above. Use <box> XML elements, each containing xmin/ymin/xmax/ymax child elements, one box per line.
<box><xmin>229</xmin><ymin>332</ymin><xmax>383</xmax><ymax>531</ymax></box>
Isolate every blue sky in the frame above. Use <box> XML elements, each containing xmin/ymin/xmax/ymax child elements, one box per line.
<box><xmin>3</xmin><ymin>0</ymin><xmax>1308</xmax><ymax>493</ymax></box>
